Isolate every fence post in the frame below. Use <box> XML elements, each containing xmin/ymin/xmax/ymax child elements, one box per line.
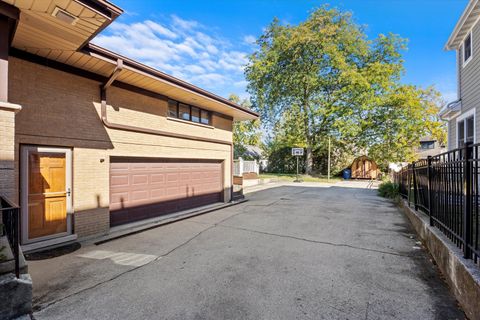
<box><xmin>238</xmin><ymin>157</ymin><xmax>244</xmax><ymax>177</ymax></box>
<box><xmin>407</xmin><ymin>165</ymin><xmax>411</xmax><ymax>206</ymax></box>
<box><xmin>412</xmin><ymin>161</ymin><xmax>418</xmax><ymax>210</ymax></box>
<box><xmin>463</xmin><ymin>143</ymin><xmax>473</xmax><ymax>259</ymax></box>
<box><xmin>427</xmin><ymin>156</ymin><xmax>434</xmax><ymax>226</ymax></box>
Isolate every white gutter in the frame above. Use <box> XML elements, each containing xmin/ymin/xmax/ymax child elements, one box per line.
<box><xmin>439</xmin><ymin>99</ymin><xmax>462</xmax><ymax>120</ymax></box>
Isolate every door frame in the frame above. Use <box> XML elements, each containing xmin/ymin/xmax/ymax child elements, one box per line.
<box><xmin>20</xmin><ymin>145</ymin><xmax>73</xmax><ymax>244</ymax></box>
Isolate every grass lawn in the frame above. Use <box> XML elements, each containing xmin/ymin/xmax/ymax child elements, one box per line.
<box><xmin>258</xmin><ymin>173</ymin><xmax>342</xmax><ymax>183</ymax></box>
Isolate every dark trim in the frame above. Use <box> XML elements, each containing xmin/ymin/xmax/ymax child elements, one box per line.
<box><xmin>85</xmin><ymin>43</ymin><xmax>259</xmax><ymax>118</ymax></box>
<box><xmin>0</xmin><ymin>2</ymin><xmax>19</xmax><ymax>48</ymax></box>
<box><xmin>0</xmin><ymin>2</ymin><xmax>19</xmax><ymax>21</ymax></box>
<box><xmin>0</xmin><ymin>17</ymin><xmax>9</xmax><ymax>61</ymax></box>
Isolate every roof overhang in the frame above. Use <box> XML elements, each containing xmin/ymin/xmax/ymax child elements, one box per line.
<box><xmin>439</xmin><ymin>99</ymin><xmax>462</xmax><ymax>120</ymax></box>
<box><xmin>3</xmin><ymin>0</ymin><xmax>258</xmax><ymax>121</ymax></box>
<box><xmin>445</xmin><ymin>0</ymin><xmax>480</xmax><ymax>50</ymax></box>
<box><xmin>84</xmin><ymin>44</ymin><xmax>258</xmax><ymax>120</ymax></box>
<box><xmin>6</xmin><ymin>0</ymin><xmax>122</xmax><ymax>52</ymax></box>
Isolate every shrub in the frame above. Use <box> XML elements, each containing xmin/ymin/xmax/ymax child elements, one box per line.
<box><xmin>378</xmin><ymin>181</ymin><xmax>400</xmax><ymax>200</ymax></box>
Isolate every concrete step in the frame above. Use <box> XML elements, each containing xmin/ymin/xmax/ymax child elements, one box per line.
<box><xmin>0</xmin><ymin>273</ymin><xmax>32</xmax><ymax>320</ymax></box>
<box><xmin>0</xmin><ymin>236</ymin><xmax>28</xmax><ymax>275</ymax></box>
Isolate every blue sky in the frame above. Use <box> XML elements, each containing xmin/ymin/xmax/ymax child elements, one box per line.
<box><xmin>94</xmin><ymin>0</ymin><xmax>468</xmax><ymax>103</ymax></box>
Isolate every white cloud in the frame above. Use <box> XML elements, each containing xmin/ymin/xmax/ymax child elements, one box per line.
<box><xmin>144</xmin><ymin>20</ymin><xmax>177</xmax><ymax>39</ymax></box>
<box><xmin>171</xmin><ymin>14</ymin><xmax>199</xmax><ymax>31</ymax></box>
<box><xmin>93</xmin><ymin>15</ymin><xmax>251</xmax><ymax>97</ymax></box>
<box><xmin>243</xmin><ymin>35</ymin><xmax>257</xmax><ymax>45</ymax></box>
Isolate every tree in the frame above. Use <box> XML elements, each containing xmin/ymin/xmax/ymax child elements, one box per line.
<box><xmin>266</xmin><ymin>105</ymin><xmax>356</xmax><ymax>175</ymax></box>
<box><xmin>356</xmin><ymin>86</ymin><xmax>447</xmax><ymax>167</ymax></box>
<box><xmin>245</xmin><ymin>6</ymin><xmax>446</xmax><ymax>173</ymax></box>
<box><xmin>228</xmin><ymin>94</ymin><xmax>262</xmax><ymax>159</ymax></box>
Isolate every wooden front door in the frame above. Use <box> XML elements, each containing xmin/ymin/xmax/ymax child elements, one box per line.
<box><xmin>21</xmin><ymin>147</ymin><xmax>72</xmax><ymax>243</ymax></box>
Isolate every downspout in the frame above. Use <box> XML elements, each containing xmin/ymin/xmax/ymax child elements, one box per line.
<box><xmin>100</xmin><ymin>60</ymin><xmax>235</xmax><ymax>201</ymax></box>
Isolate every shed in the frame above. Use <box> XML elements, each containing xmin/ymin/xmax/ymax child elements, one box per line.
<box><xmin>351</xmin><ymin>156</ymin><xmax>380</xmax><ymax>180</ymax></box>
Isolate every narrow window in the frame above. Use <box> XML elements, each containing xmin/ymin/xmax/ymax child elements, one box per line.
<box><xmin>466</xmin><ymin>115</ymin><xmax>474</xmax><ymax>143</ymax></box>
<box><xmin>201</xmin><ymin>110</ymin><xmax>210</xmax><ymax>125</ymax></box>
<box><xmin>458</xmin><ymin>120</ymin><xmax>465</xmax><ymax>147</ymax></box>
<box><xmin>168</xmin><ymin>99</ymin><xmax>178</xmax><ymax>118</ymax></box>
<box><xmin>464</xmin><ymin>33</ymin><xmax>472</xmax><ymax>63</ymax></box>
<box><xmin>179</xmin><ymin>103</ymin><xmax>190</xmax><ymax>121</ymax></box>
<box><xmin>191</xmin><ymin>107</ymin><xmax>200</xmax><ymax>123</ymax></box>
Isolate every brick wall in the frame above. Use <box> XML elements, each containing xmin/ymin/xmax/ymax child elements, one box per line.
<box><xmin>8</xmin><ymin>57</ymin><xmax>233</xmax><ymax>239</ymax></box>
<box><xmin>0</xmin><ymin>108</ymin><xmax>17</xmax><ymax>202</ymax></box>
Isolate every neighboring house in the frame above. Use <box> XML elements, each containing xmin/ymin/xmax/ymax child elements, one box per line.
<box><xmin>440</xmin><ymin>0</ymin><xmax>480</xmax><ymax>149</ymax></box>
<box><xmin>0</xmin><ymin>0</ymin><xmax>258</xmax><ymax>251</ymax></box>
<box><xmin>416</xmin><ymin>137</ymin><xmax>446</xmax><ymax>158</ymax></box>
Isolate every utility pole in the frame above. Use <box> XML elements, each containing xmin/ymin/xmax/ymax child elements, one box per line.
<box><xmin>327</xmin><ymin>137</ymin><xmax>331</xmax><ymax>181</ymax></box>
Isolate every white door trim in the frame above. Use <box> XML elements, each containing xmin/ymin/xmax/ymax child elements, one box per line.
<box><xmin>20</xmin><ymin>146</ymin><xmax>73</xmax><ymax>244</ymax></box>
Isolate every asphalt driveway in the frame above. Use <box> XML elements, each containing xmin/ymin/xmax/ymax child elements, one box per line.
<box><xmin>29</xmin><ymin>181</ymin><xmax>464</xmax><ymax>319</ymax></box>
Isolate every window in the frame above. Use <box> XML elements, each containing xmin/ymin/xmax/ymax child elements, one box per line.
<box><xmin>457</xmin><ymin>113</ymin><xmax>475</xmax><ymax>147</ymax></box>
<box><xmin>464</xmin><ymin>33</ymin><xmax>472</xmax><ymax>64</ymax></box>
<box><xmin>179</xmin><ymin>103</ymin><xmax>190</xmax><ymax>121</ymax></box>
<box><xmin>167</xmin><ymin>98</ymin><xmax>211</xmax><ymax>125</ymax></box>
<box><xmin>458</xmin><ymin>120</ymin><xmax>465</xmax><ymax>146</ymax></box>
<box><xmin>168</xmin><ymin>100</ymin><xmax>177</xmax><ymax>118</ymax></box>
<box><xmin>191</xmin><ymin>107</ymin><xmax>200</xmax><ymax>123</ymax></box>
<box><xmin>201</xmin><ymin>110</ymin><xmax>210</xmax><ymax>125</ymax></box>
<box><xmin>420</xmin><ymin>141</ymin><xmax>435</xmax><ymax>150</ymax></box>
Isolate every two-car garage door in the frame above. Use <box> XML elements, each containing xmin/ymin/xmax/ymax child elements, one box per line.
<box><xmin>109</xmin><ymin>158</ymin><xmax>224</xmax><ymax>226</ymax></box>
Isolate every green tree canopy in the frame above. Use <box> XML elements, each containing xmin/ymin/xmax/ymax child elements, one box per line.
<box><xmin>245</xmin><ymin>6</ymin><xmax>446</xmax><ymax>172</ymax></box>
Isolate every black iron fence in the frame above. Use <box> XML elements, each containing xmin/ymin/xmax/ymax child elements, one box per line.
<box><xmin>1</xmin><ymin>195</ymin><xmax>20</xmax><ymax>278</ymax></box>
<box><xmin>395</xmin><ymin>143</ymin><xmax>479</xmax><ymax>266</ymax></box>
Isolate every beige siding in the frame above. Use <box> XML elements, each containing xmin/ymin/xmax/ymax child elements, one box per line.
<box><xmin>9</xmin><ymin>57</ymin><xmax>233</xmax><ymax>239</ymax></box>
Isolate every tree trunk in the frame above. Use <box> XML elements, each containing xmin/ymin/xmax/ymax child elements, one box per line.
<box><xmin>305</xmin><ymin>146</ymin><xmax>313</xmax><ymax>175</ymax></box>
<box><xmin>301</xmin><ymin>89</ymin><xmax>314</xmax><ymax>175</ymax></box>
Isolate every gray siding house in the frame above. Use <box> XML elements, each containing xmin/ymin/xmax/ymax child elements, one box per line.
<box><xmin>416</xmin><ymin>137</ymin><xmax>446</xmax><ymax>159</ymax></box>
<box><xmin>440</xmin><ymin>0</ymin><xmax>480</xmax><ymax>149</ymax></box>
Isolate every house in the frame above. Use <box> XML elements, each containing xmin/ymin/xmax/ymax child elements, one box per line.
<box><xmin>0</xmin><ymin>0</ymin><xmax>258</xmax><ymax>251</ymax></box>
<box><xmin>416</xmin><ymin>136</ymin><xmax>446</xmax><ymax>158</ymax></box>
<box><xmin>440</xmin><ymin>0</ymin><xmax>480</xmax><ymax>149</ymax></box>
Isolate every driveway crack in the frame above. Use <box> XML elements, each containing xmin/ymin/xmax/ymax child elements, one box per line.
<box><xmin>215</xmin><ymin>224</ymin><xmax>413</xmax><ymax>258</ymax></box>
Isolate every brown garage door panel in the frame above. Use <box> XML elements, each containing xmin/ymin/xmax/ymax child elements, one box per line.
<box><xmin>110</xmin><ymin>158</ymin><xmax>224</xmax><ymax>226</ymax></box>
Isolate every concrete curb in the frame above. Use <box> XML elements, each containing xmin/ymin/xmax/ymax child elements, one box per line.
<box><xmin>93</xmin><ymin>199</ymin><xmax>248</xmax><ymax>245</ymax></box>
<box><xmin>399</xmin><ymin>200</ymin><xmax>480</xmax><ymax>320</ymax></box>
